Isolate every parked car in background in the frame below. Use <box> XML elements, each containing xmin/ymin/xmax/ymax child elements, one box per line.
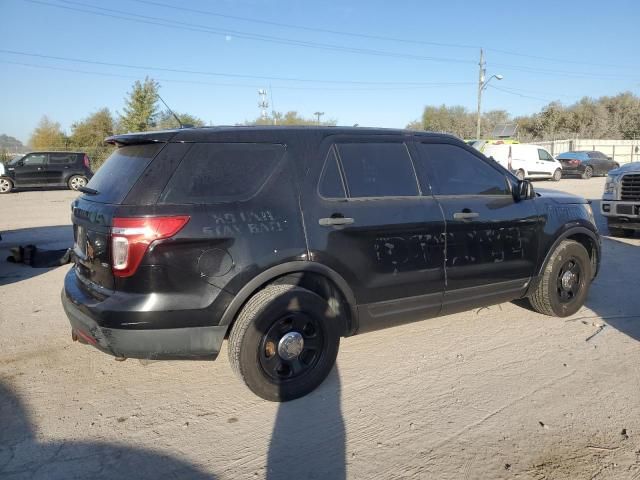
<box><xmin>557</xmin><ymin>151</ymin><xmax>619</xmax><ymax>179</ymax></box>
<box><xmin>482</xmin><ymin>143</ymin><xmax>562</xmax><ymax>181</ymax></box>
<box><xmin>0</xmin><ymin>151</ymin><xmax>93</xmax><ymax>193</ymax></box>
<box><xmin>62</xmin><ymin>126</ymin><xmax>599</xmax><ymax>401</ymax></box>
<box><xmin>601</xmin><ymin>161</ymin><xmax>640</xmax><ymax>237</ymax></box>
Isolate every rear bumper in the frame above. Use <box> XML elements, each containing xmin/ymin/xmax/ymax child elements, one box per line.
<box><xmin>61</xmin><ymin>272</ymin><xmax>226</xmax><ymax>360</ymax></box>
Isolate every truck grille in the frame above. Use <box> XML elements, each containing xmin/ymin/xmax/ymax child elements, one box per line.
<box><xmin>621</xmin><ymin>174</ymin><xmax>640</xmax><ymax>201</ymax></box>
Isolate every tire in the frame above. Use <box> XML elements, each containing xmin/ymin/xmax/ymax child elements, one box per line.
<box><xmin>68</xmin><ymin>175</ymin><xmax>87</xmax><ymax>191</ymax></box>
<box><xmin>528</xmin><ymin>240</ymin><xmax>592</xmax><ymax>317</ymax></box>
<box><xmin>0</xmin><ymin>177</ymin><xmax>13</xmax><ymax>194</ymax></box>
<box><xmin>228</xmin><ymin>284</ymin><xmax>341</xmax><ymax>402</ymax></box>
<box><xmin>515</xmin><ymin>169</ymin><xmax>525</xmax><ymax>181</ymax></box>
<box><xmin>552</xmin><ymin>168</ymin><xmax>562</xmax><ymax>181</ymax></box>
<box><xmin>581</xmin><ymin>166</ymin><xmax>593</xmax><ymax>179</ymax></box>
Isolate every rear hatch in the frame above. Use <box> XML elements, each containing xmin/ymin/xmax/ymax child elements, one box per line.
<box><xmin>558</xmin><ymin>156</ymin><xmax>581</xmax><ymax>169</ymax></box>
<box><xmin>72</xmin><ymin>143</ymin><xmax>165</xmax><ymax>292</ymax></box>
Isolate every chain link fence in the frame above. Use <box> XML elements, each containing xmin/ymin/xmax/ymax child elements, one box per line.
<box><xmin>532</xmin><ymin>139</ymin><xmax>640</xmax><ymax>164</ymax></box>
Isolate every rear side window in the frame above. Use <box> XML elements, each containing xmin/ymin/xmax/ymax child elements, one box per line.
<box><xmin>159</xmin><ymin>143</ymin><xmax>284</xmax><ymax>204</ymax></box>
<box><xmin>49</xmin><ymin>153</ymin><xmax>78</xmax><ymax>165</ymax></box>
<box><xmin>85</xmin><ymin>144</ymin><xmax>163</xmax><ymax>204</ymax></box>
<box><xmin>416</xmin><ymin>143</ymin><xmax>509</xmax><ymax>196</ymax></box>
<box><xmin>336</xmin><ymin>142</ymin><xmax>419</xmax><ymax>198</ymax></box>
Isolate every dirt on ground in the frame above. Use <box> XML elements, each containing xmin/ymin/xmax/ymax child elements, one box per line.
<box><xmin>1</xmin><ymin>178</ymin><xmax>639</xmax><ymax>480</ymax></box>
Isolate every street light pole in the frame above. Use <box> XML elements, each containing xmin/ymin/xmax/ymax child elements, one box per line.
<box><xmin>314</xmin><ymin>111</ymin><xmax>325</xmax><ymax>125</ymax></box>
<box><xmin>476</xmin><ymin>49</ymin><xmax>485</xmax><ymax>141</ymax></box>
<box><xmin>475</xmin><ymin>49</ymin><xmax>503</xmax><ymax>140</ymax></box>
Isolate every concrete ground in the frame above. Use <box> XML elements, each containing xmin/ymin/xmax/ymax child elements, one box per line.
<box><xmin>1</xmin><ymin>178</ymin><xmax>639</xmax><ymax>480</ymax></box>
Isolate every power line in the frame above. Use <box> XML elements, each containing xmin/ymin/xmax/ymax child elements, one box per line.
<box><xmin>0</xmin><ymin>58</ymin><xmax>475</xmax><ymax>91</ymax></box>
<box><xmin>24</xmin><ymin>0</ymin><xmax>476</xmax><ymax>66</ymax></box>
<box><xmin>487</xmin><ymin>84</ymin><xmax>556</xmax><ymax>103</ymax></box>
<box><xmin>127</xmin><ymin>0</ymin><xmax>636</xmax><ymax>70</ymax></box>
<box><xmin>26</xmin><ymin>0</ymin><xmax>639</xmax><ymax>82</ymax></box>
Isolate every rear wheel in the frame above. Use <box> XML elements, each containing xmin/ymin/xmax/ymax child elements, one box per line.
<box><xmin>552</xmin><ymin>168</ymin><xmax>562</xmax><ymax>181</ymax></box>
<box><xmin>68</xmin><ymin>175</ymin><xmax>87</xmax><ymax>191</ymax></box>
<box><xmin>528</xmin><ymin>240</ymin><xmax>592</xmax><ymax>317</ymax></box>
<box><xmin>228</xmin><ymin>284</ymin><xmax>340</xmax><ymax>402</ymax></box>
<box><xmin>0</xmin><ymin>178</ymin><xmax>13</xmax><ymax>194</ymax></box>
<box><xmin>581</xmin><ymin>166</ymin><xmax>593</xmax><ymax>179</ymax></box>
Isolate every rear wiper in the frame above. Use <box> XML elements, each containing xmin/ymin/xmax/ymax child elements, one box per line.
<box><xmin>79</xmin><ymin>186</ymin><xmax>99</xmax><ymax>195</ymax></box>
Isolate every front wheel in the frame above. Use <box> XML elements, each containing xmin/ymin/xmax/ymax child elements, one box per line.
<box><xmin>552</xmin><ymin>168</ymin><xmax>562</xmax><ymax>181</ymax></box>
<box><xmin>228</xmin><ymin>284</ymin><xmax>341</xmax><ymax>402</ymax></box>
<box><xmin>528</xmin><ymin>240</ymin><xmax>592</xmax><ymax>317</ymax></box>
<box><xmin>581</xmin><ymin>166</ymin><xmax>593</xmax><ymax>179</ymax></box>
<box><xmin>68</xmin><ymin>175</ymin><xmax>87</xmax><ymax>191</ymax></box>
<box><xmin>0</xmin><ymin>177</ymin><xmax>13</xmax><ymax>194</ymax></box>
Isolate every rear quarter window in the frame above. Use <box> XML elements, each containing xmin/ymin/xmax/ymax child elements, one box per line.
<box><xmin>158</xmin><ymin>143</ymin><xmax>285</xmax><ymax>204</ymax></box>
<box><xmin>85</xmin><ymin>144</ymin><xmax>164</xmax><ymax>204</ymax></box>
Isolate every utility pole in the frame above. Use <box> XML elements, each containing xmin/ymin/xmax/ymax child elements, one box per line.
<box><xmin>258</xmin><ymin>89</ymin><xmax>269</xmax><ymax>122</ymax></box>
<box><xmin>314</xmin><ymin>111</ymin><xmax>325</xmax><ymax>125</ymax></box>
<box><xmin>269</xmin><ymin>84</ymin><xmax>276</xmax><ymax>125</ymax></box>
<box><xmin>476</xmin><ymin>48</ymin><xmax>485</xmax><ymax>141</ymax></box>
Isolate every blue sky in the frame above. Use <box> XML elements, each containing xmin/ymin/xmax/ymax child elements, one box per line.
<box><xmin>1</xmin><ymin>0</ymin><xmax>639</xmax><ymax>143</ymax></box>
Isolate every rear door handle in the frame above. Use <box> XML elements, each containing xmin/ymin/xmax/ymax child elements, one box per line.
<box><xmin>319</xmin><ymin>217</ymin><xmax>355</xmax><ymax>227</ymax></box>
<box><xmin>453</xmin><ymin>212</ymin><xmax>479</xmax><ymax>220</ymax></box>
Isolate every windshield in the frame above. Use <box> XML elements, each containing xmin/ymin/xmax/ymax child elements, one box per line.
<box><xmin>8</xmin><ymin>155</ymin><xmax>25</xmax><ymax>165</ymax></box>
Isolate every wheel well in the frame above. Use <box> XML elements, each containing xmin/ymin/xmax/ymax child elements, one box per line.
<box><xmin>272</xmin><ymin>272</ymin><xmax>353</xmax><ymax>336</ymax></box>
<box><xmin>565</xmin><ymin>232</ymin><xmax>598</xmax><ymax>277</ymax></box>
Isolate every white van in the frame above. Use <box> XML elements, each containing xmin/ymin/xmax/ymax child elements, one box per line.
<box><xmin>482</xmin><ymin>144</ymin><xmax>563</xmax><ymax>181</ymax></box>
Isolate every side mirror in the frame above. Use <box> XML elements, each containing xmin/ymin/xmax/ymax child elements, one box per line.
<box><xmin>515</xmin><ymin>179</ymin><xmax>534</xmax><ymax>201</ymax></box>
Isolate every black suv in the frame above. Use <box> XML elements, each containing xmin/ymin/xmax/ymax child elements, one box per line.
<box><xmin>61</xmin><ymin>127</ymin><xmax>600</xmax><ymax>401</ymax></box>
<box><xmin>0</xmin><ymin>151</ymin><xmax>93</xmax><ymax>193</ymax></box>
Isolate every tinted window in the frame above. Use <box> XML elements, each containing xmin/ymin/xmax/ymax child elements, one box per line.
<box><xmin>538</xmin><ymin>149</ymin><xmax>554</xmax><ymax>161</ymax></box>
<box><xmin>85</xmin><ymin>144</ymin><xmax>163</xmax><ymax>204</ymax></box>
<box><xmin>336</xmin><ymin>143</ymin><xmax>418</xmax><ymax>198</ymax></box>
<box><xmin>319</xmin><ymin>148</ymin><xmax>346</xmax><ymax>199</ymax></box>
<box><xmin>159</xmin><ymin>143</ymin><xmax>284</xmax><ymax>204</ymax></box>
<box><xmin>588</xmin><ymin>151</ymin><xmax>606</xmax><ymax>159</ymax></box>
<box><xmin>416</xmin><ymin>143</ymin><xmax>509</xmax><ymax>196</ymax></box>
<box><xmin>23</xmin><ymin>154</ymin><xmax>47</xmax><ymax>166</ymax></box>
<box><xmin>49</xmin><ymin>153</ymin><xmax>78</xmax><ymax>165</ymax></box>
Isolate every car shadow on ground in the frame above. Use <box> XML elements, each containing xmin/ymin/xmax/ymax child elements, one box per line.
<box><xmin>0</xmin><ymin>225</ymin><xmax>73</xmax><ymax>286</ymax></box>
<box><xmin>267</xmin><ymin>366</ymin><xmax>345</xmax><ymax>480</ymax></box>
<box><xmin>582</xmin><ymin>198</ymin><xmax>640</xmax><ymax>342</ymax></box>
<box><xmin>0</xmin><ymin>380</ymin><xmax>214</xmax><ymax>480</ymax></box>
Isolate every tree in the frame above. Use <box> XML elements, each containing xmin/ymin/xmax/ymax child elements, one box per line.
<box><xmin>244</xmin><ymin>111</ymin><xmax>337</xmax><ymax>126</ymax></box>
<box><xmin>119</xmin><ymin>77</ymin><xmax>160</xmax><ymax>133</ymax></box>
<box><xmin>29</xmin><ymin>116</ymin><xmax>67</xmax><ymax>150</ymax></box>
<box><xmin>69</xmin><ymin>108</ymin><xmax>114</xmax><ymax>148</ymax></box>
<box><xmin>68</xmin><ymin>108</ymin><xmax>116</xmax><ymax>169</ymax></box>
<box><xmin>155</xmin><ymin>110</ymin><xmax>205</xmax><ymax>130</ymax></box>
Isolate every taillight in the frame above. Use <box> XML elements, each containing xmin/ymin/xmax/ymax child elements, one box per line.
<box><xmin>83</xmin><ymin>154</ymin><xmax>90</xmax><ymax>168</ymax></box>
<box><xmin>111</xmin><ymin>216</ymin><xmax>189</xmax><ymax>277</ymax></box>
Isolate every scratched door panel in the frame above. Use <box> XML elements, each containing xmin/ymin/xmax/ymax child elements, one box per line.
<box><xmin>301</xmin><ymin>136</ymin><xmax>446</xmax><ymax>325</ymax></box>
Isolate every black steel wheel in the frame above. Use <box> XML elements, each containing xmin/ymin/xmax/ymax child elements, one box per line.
<box><xmin>528</xmin><ymin>240</ymin><xmax>591</xmax><ymax>317</ymax></box>
<box><xmin>228</xmin><ymin>284</ymin><xmax>340</xmax><ymax>401</ymax></box>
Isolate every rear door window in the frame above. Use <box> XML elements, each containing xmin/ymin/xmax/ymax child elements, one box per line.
<box><xmin>416</xmin><ymin>143</ymin><xmax>509</xmax><ymax>196</ymax></box>
<box><xmin>335</xmin><ymin>142</ymin><xmax>419</xmax><ymax>198</ymax></box>
<box><xmin>49</xmin><ymin>153</ymin><xmax>78</xmax><ymax>165</ymax></box>
<box><xmin>159</xmin><ymin>143</ymin><xmax>285</xmax><ymax>204</ymax></box>
<box><xmin>85</xmin><ymin>144</ymin><xmax>164</xmax><ymax>204</ymax></box>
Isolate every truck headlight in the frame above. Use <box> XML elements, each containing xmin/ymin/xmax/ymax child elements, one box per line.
<box><xmin>604</xmin><ymin>174</ymin><xmax>621</xmax><ymax>194</ymax></box>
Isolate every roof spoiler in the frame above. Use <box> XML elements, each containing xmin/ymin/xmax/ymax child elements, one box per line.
<box><xmin>105</xmin><ymin>130</ymin><xmax>179</xmax><ymax>147</ymax></box>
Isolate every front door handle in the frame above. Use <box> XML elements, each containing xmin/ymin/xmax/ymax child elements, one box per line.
<box><xmin>319</xmin><ymin>217</ymin><xmax>355</xmax><ymax>227</ymax></box>
<box><xmin>453</xmin><ymin>211</ymin><xmax>479</xmax><ymax>220</ymax></box>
